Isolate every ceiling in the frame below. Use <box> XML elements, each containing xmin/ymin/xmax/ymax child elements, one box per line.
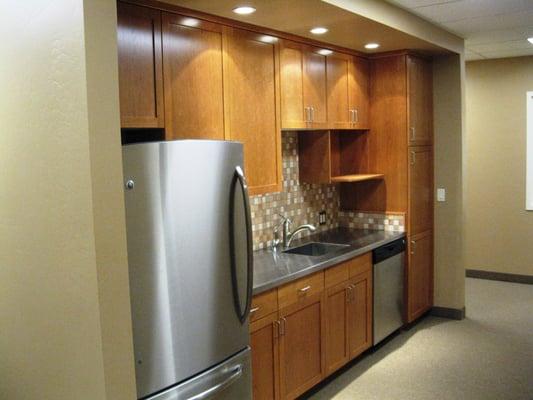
<box><xmin>387</xmin><ymin>0</ymin><xmax>533</xmax><ymax>60</ymax></box>
<box><xmin>162</xmin><ymin>0</ymin><xmax>451</xmax><ymax>55</ymax></box>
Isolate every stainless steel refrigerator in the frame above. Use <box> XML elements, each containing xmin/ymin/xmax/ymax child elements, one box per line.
<box><xmin>122</xmin><ymin>140</ymin><xmax>253</xmax><ymax>400</ymax></box>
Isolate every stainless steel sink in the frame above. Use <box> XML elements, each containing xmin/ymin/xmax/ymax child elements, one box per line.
<box><xmin>283</xmin><ymin>242</ymin><xmax>350</xmax><ymax>256</ymax></box>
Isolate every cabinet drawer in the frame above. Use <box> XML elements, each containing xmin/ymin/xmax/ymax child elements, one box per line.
<box><xmin>278</xmin><ymin>271</ymin><xmax>324</xmax><ymax>309</ymax></box>
<box><xmin>348</xmin><ymin>253</ymin><xmax>372</xmax><ymax>277</ymax></box>
<box><xmin>324</xmin><ymin>262</ymin><xmax>350</xmax><ymax>288</ymax></box>
<box><xmin>251</xmin><ymin>289</ymin><xmax>278</xmax><ymax>322</ymax></box>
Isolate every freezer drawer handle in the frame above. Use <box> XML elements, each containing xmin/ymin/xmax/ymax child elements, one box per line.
<box><xmin>186</xmin><ymin>365</ymin><xmax>243</xmax><ymax>400</ymax></box>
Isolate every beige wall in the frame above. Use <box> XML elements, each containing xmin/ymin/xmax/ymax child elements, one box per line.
<box><xmin>0</xmin><ymin>1</ymin><xmax>136</xmax><ymax>398</ymax></box>
<box><xmin>465</xmin><ymin>56</ymin><xmax>533</xmax><ymax>276</ymax></box>
<box><xmin>433</xmin><ymin>54</ymin><xmax>466</xmax><ymax>310</ymax></box>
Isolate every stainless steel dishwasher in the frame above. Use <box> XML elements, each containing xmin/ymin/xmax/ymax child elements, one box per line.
<box><xmin>373</xmin><ymin>238</ymin><xmax>406</xmax><ymax>345</ymax></box>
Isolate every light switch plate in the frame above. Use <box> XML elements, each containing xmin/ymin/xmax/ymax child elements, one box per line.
<box><xmin>437</xmin><ymin>188</ymin><xmax>446</xmax><ymax>202</ymax></box>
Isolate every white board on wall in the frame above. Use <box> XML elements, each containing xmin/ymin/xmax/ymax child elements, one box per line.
<box><xmin>526</xmin><ymin>92</ymin><xmax>533</xmax><ymax>211</ymax></box>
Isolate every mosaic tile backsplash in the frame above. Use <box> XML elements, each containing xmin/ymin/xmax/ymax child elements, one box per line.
<box><xmin>250</xmin><ymin>132</ymin><xmax>405</xmax><ymax>250</ymax></box>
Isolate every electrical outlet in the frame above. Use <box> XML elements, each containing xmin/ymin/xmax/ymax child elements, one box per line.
<box><xmin>437</xmin><ymin>188</ymin><xmax>446</xmax><ymax>202</ymax></box>
<box><xmin>319</xmin><ymin>211</ymin><xmax>326</xmax><ymax>225</ymax></box>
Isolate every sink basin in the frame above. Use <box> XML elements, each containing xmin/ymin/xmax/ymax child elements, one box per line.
<box><xmin>283</xmin><ymin>242</ymin><xmax>350</xmax><ymax>256</ymax></box>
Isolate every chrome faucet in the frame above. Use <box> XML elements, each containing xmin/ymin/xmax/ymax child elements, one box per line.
<box><xmin>273</xmin><ymin>214</ymin><xmax>316</xmax><ymax>249</ymax></box>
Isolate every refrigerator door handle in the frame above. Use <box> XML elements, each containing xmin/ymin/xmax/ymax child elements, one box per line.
<box><xmin>230</xmin><ymin>166</ymin><xmax>254</xmax><ymax>324</ymax></box>
<box><xmin>186</xmin><ymin>364</ymin><xmax>243</xmax><ymax>400</ymax></box>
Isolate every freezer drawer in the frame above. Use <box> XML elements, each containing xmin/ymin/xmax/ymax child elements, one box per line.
<box><xmin>145</xmin><ymin>347</ymin><xmax>252</xmax><ymax>400</ymax></box>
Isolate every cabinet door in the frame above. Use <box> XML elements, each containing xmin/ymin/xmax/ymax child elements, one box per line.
<box><xmin>303</xmin><ymin>48</ymin><xmax>327</xmax><ymax>127</ymax></box>
<box><xmin>347</xmin><ymin>270</ymin><xmax>372</xmax><ymax>358</ymax></box>
<box><xmin>117</xmin><ymin>2</ymin><xmax>164</xmax><ymax>128</ymax></box>
<box><xmin>250</xmin><ymin>312</ymin><xmax>280</xmax><ymax>400</ymax></box>
<box><xmin>279</xmin><ymin>294</ymin><xmax>325</xmax><ymax>400</ymax></box>
<box><xmin>279</xmin><ymin>40</ymin><xmax>306</xmax><ymax>129</ymax></box>
<box><xmin>349</xmin><ymin>56</ymin><xmax>370</xmax><ymax>129</ymax></box>
<box><xmin>223</xmin><ymin>28</ymin><xmax>282</xmax><ymax>195</ymax></box>
<box><xmin>326</xmin><ymin>53</ymin><xmax>351</xmax><ymax>129</ymax></box>
<box><xmin>325</xmin><ymin>281</ymin><xmax>350</xmax><ymax>375</ymax></box>
<box><xmin>407</xmin><ymin>231</ymin><xmax>433</xmax><ymax>322</ymax></box>
<box><xmin>162</xmin><ymin>13</ymin><xmax>224</xmax><ymax>140</ymax></box>
<box><xmin>408</xmin><ymin>56</ymin><xmax>432</xmax><ymax>145</ymax></box>
<box><xmin>409</xmin><ymin>146</ymin><xmax>433</xmax><ymax>235</ymax></box>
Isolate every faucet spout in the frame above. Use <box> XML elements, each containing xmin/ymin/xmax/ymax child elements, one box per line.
<box><xmin>286</xmin><ymin>224</ymin><xmax>316</xmax><ymax>248</ymax></box>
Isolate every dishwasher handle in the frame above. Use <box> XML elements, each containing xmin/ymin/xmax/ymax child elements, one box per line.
<box><xmin>373</xmin><ymin>238</ymin><xmax>406</xmax><ymax>264</ymax></box>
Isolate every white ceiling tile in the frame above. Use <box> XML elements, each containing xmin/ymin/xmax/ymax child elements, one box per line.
<box><xmin>466</xmin><ymin>27</ymin><xmax>533</xmax><ymax>45</ymax></box>
<box><xmin>469</xmin><ymin>39</ymin><xmax>533</xmax><ymax>52</ymax></box>
<box><xmin>479</xmin><ymin>47</ymin><xmax>533</xmax><ymax>59</ymax></box>
<box><xmin>387</xmin><ymin>0</ymin><xmax>461</xmax><ymax>8</ymax></box>
<box><xmin>444</xmin><ymin>10</ymin><xmax>533</xmax><ymax>36</ymax></box>
<box><xmin>465</xmin><ymin>48</ymin><xmax>485</xmax><ymax>60</ymax></box>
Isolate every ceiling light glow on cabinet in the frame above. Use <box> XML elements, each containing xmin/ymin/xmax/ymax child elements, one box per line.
<box><xmin>181</xmin><ymin>18</ymin><xmax>199</xmax><ymax>27</ymax></box>
<box><xmin>310</xmin><ymin>27</ymin><xmax>328</xmax><ymax>35</ymax></box>
<box><xmin>528</xmin><ymin>37</ymin><xmax>533</xmax><ymax>44</ymax></box>
<box><xmin>317</xmin><ymin>49</ymin><xmax>333</xmax><ymax>56</ymax></box>
<box><xmin>259</xmin><ymin>35</ymin><xmax>277</xmax><ymax>43</ymax></box>
<box><xmin>364</xmin><ymin>43</ymin><xmax>380</xmax><ymax>49</ymax></box>
<box><xmin>232</xmin><ymin>6</ymin><xmax>256</xmax><ymax>15</ymax></box>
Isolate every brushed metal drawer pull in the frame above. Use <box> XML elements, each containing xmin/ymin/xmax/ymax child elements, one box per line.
<box><xmin>250</xmin><ymin>307</ymin><xmax>260</xmax><ymax>314</ymax></box>
<box><xmin>298</xmin><ymin>285</ymin><xmax>311</xmax><ymax>293</ymax></box>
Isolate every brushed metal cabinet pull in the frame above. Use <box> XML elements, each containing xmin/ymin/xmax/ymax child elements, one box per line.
<box><xmin>279</xmin><ymin>317</ymin><xmax>286</xmax><ymax>336</ymax></box>
<box><xmin>250</xmin><ymin>307</ymin><xmax>260</xmax><ymax>314</ymax></box>
<box><xmin>411</xmin><ymin>240</ymin><xmax>416</xmax><ymax>255</ymax></box>
<box><xmin>349</xmin><ymin>109</ymin><xmax>354</xmax><ymax>123</ymax></box>
<box><xmin>310</xmin><ymin>106</ymin><xmax>314</xmax><ymax>122</ymax></box>
<box><xmin>298</xmin><ymin>285</ymin><xmax>311</xmax><ymax>293</ymax></box>
<box><xmin>410</xmin><ymin>127</ymin><xmax>416</xmax><ymax>141</ymax></box>
<box><xmin>274</xmin><ymin>320</ymin><xmax>281</xmax><ymax>338</ymax></box>
<box><xmin>346</xmin><ymin>285</ymin><xmax>352</xmax><ymax>303</ymax></box>
<box><xmin>354</xmin><ymin>109</ymin><xmax>358</xmax><ymax>123</ymax></box>
<box><xmin>410</xmin><ymin>151</ymin><xmax>416</xmax><ymax>165</ymax></box>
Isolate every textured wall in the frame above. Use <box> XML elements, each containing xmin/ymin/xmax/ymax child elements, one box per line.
<box><xmin>465</xmin><ymin>56</ymin><xmax>533</xmax><ymax>277</ymax></box>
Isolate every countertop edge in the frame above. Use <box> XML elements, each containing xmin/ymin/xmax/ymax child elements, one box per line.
<box><xmin>252</xmin><ymin>231</ymin><xmax>405</xmax><ymax>295</ymax></box>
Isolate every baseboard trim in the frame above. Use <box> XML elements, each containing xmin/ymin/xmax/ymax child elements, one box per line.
<box><xmin>430</xmin><ymin>306</ymin><xmax>465</xmax><ymax>320</ymax></box>
<box><xmin>466</xmin><ymin>269</ymin><xmax>533</xmax><ymax>285</ymax></box>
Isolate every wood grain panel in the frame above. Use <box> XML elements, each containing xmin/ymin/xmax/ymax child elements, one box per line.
<box><xmin>280</xmin><ymin>40</ymin><xmax>306</xmax><ymax>129</ymax></box>
<box><xmin>279</xmin><ymin>293</ymin><xmax>325</xmax><ymax>399</ymax></box>
<box><xmin>278</xmin><ymin>271</ymin><xmax>324</xmax><ymax>310</ymax></box>
<box><xmin>347</xmin><ymin>270</ymin><xmax>372</xmax><ymax>358</ymax></box>
<box><xmin>407</xmin><ymin>230</ymin><xmax>433</xmax><ymax>322</ymax></box>
<box><xmin>298</xmin><ymin>131</ymin><xmax>331</xmax><ymax>184</ymax></box>
<box><xmin>408</xmin><ymin>56</ymin><xmax>433</xmax><ymax>146</ymax></box>
<box><xmin>409</xmin><ymin>146</ymin><xmax>433</xmax><ymax>235</ymax></box>
<box><xmin>325</xmin><ymin>282</ymin><xmax>349</xmax><ymax>375</ymax></box>
<box><xmin>324</xmin><ymin>261</ymin><xmax>349</xmax><ymax>289</ymax></box>
<box><xmin>327</xmin><ymin>54</ymin><xmax>351</xmax><ymax>128</ymax></box>
<box><xmin>117</xmin><ymin>2</ymin><xmax>164</xmax><ymax>128</ymax></box>
<box><xmin>303</xmin><ymin>48</ymin><xmax>327</xmax><ymax>127</ymax></box>
<box><xmin>349</xmin><ymin>56</ymin><xmax>370</xmax><ymax>129</ymax></box>
<box><xmin>162</xmin><ymin>13</ymin><xmax>224</xmax><ymax>140</ymax></box>
<box><xmin>251</xmin><ymin>288</ymin><xmax>278</xmax><ymax>323</ymax></box>
<box><xmin>250</xmin><ymin>312</ymin><xmax>280</xmax><ymax>400</ymax></box>
<box><xmin>223</xmin><ymin>27</ymin><xmax>282</xmax><ymax>195</ymax></box>
<box><xmin>348</xmin><ymin>252</ymin><xmax>372</xmax><ymax>278</ymax></box>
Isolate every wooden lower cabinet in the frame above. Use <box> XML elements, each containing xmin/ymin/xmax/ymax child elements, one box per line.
<box><xmin>407</xmin><ymin>230</ymin><xmax>433</xmax><ymax>322</ymax></box>
<box><xmin>250</xmin><ymin>312</ymin><xmax>280</xmax><ymax>400</ymax></box>
<box><xmin>325</xmin><ymin>270</ymin><xmax>372</xmax><ymax>375</ymax></box>
<box><xmin>279</xmin><ymin>293</ymin><xmax>325</xmax><ymax>400</ymax></box>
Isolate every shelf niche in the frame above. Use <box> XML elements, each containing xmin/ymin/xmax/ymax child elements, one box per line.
<box><xmin>298</xmin><ymin>130</ymin><xmax>383</xmax><ymax>185</ymax></box>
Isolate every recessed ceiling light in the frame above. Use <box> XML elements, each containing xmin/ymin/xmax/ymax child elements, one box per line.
<box><xmin>317</xmin><ymin>49</ymin><xmax>333</xmax><ymax>56</ymax></box>
<box><xmin>310</xmin><ymin>27</ymin><xmax>328</xmax><ymax>35</ymax></box>
<box><xmin>181</xmin><ymin>18</ymin><xmax>199</xmax><ymax>27</ymax></box>
<box><xmin>528</xmin><ymin>37</ymin><xmax>533</xmax><ymax>44</ymax></box>
<box><xmin>259</xmin><ymin>35</ymin><xmax>277</xmax><ymax>43</ymax></box>
<box><xmin>233</xmin><ymin>6</ymin><xmax>256</xmax><ymax>15</ymax></box>
<box><xmin>365</xmin><ymin>43</ymin><xmax>380</xmax><ymax>50</ymax></box>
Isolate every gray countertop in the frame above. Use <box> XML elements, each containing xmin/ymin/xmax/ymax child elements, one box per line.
<box><xmin>253</xmin><ymin>227</ymin><xmax>405</xmax><ymax>294</ymax></box>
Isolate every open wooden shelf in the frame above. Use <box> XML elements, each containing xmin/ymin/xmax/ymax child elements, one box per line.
<box><xmin>330</xmin><ymin>174</ymin><xmax>384</xmax><ymax>183</ymax></box>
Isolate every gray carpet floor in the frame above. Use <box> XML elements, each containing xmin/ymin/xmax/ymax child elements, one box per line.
<box><xmin>304</xmin><ymin>278</ymin><xmax>533</xmax><ymax>400</ymax></box>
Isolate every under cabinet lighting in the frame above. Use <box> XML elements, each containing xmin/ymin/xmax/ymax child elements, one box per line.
<box><xmin>365</xmin><ymin>43</ymin><xmax>380</xmax><ymax>49</ymax></box>
<box><xmin>317</xmin><ymin>49</ymin><xmax>333</xmax><ymax>56</ymax></box>
<box><xmin>181</xmin><ymin>18</ymin><xmax>199</xmax><ymax>27</ymax></box>
<box><xmin>233</xmin><ymin>6</ymin><xmax>256</xmax><ymax>15</ymax></box>
<box><xmin>528</xmin><ymin>37</ymin><xmax>533</xmax><ymax>44</ymax></box>
<box><xmin>310</xmin><ymin>27</ymin><xmax>328</xmax><ymax>35</ymax></box>
<box><xmin>259</xmin><ymin>35</ymin><xmax>277</xmax><ymax>43</ymax></box>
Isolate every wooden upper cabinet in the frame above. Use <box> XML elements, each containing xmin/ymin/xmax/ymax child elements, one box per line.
<box><xmin>250</xmin><ymin>312</ymin><xmax>280</xmax><ymax>400</ymax></box>
<box><xmin>349</xmin><ymin>57</ymin><xmax>370</xmax><ymax>129</ymax></box>
<box><xmin>117</xmin><ymin>2</ymin><xmax>164</xmax><ymax>128</ymax></box>
<box><xmin>407</xmin><ymin>231</ymin><xmax>433</xmax><ymax>322</ymax></box>
<box><xmin>408</xmin><ymin>56</ymin><xmax>433</xmax><ymax>146</ymax></box>
<box><xmin>326</xmin><ymin>53</ymin><xmax>351</xmax><ymax>129</ymax></box>
<box><xmin>409</xmin><ymin>146</ymin><xmax>433</xmax><ymax>235</ymax></box>
<box><xmin>280</xmin><ymin>40</ymin><xmax>327</xmax><ymax>129</ymax></box>
<box><xmin>223</xmin><ymin>27</ymin><xmax>282</xmax><ymax>195</ymax></box>
<box><xmin>162</xmin><ymin>13</ymin><xmax>225</xmax><ymax>140</ymax></box>
<box><xmin>326</xmin><ymin>54</ymin><xmax>369</xmax><ymax>129</ymax></box>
